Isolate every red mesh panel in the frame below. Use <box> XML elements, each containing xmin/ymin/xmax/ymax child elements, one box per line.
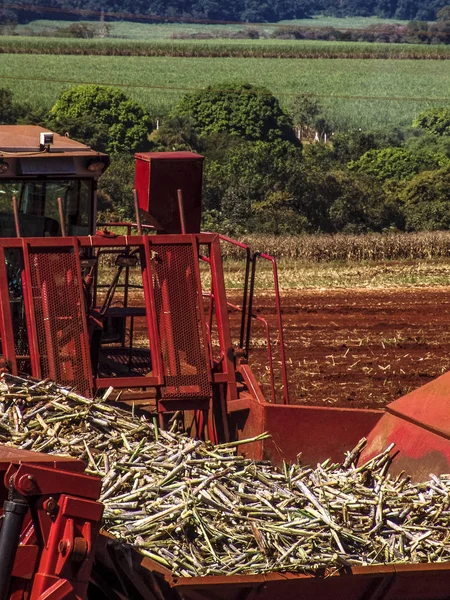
<box><xmin>27</xmin><ymin>250</ymin><xmax>92</xmax><ymax>396</ymax></box>
<box><xmin>151</xmin><ymin>243</ymin><xmax>211</xmax><ymax>399</ymax></box>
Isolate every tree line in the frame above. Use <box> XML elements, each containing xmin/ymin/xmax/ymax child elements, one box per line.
<box><xmin>3</xmin><ymin>0</ymin><xmax>450</xmax><ymax>24</ymax></box>
<box><xmin>1</xmin><ymin>82</ymin><xmax>450</xmax><ymax>235</ymax></box>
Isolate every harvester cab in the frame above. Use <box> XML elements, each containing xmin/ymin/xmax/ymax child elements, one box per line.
<box><xmin>0</xmin><ymin>126</ymin><xmax>108</xmax><ymax>239</ymax></box>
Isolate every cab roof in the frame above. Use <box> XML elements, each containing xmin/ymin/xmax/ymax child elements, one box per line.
<box><xmin>0</xmin><ymin>125</ymin><xmax>105</xmax><ymax>157</ymax></box>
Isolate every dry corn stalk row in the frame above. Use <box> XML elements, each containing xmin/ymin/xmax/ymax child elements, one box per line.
<box><xmin>1</xmin><ymin>373</ymin><xmax>450</xmax><ymax>577</ymax></box>
<box><xmin>221</xmin><ymin>231</ymin><xmax>450</xmax><ymax>262</ymax></box>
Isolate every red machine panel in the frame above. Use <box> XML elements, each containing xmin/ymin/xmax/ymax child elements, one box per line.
<box><xmin>134</xmin><ymin>152</ymin><xmax>204</xmax><ymax>234</ymax></box>
<box><xmin>22</xmin><ymin>241</ymin><xmax>93</xmax><ymax>397</ymax></box>
<box><xmin>148</xmin><ymin>242</ymin><xmax>211</xmax><ymax>400</ymax></box>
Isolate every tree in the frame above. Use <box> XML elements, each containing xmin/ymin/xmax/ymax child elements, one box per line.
<box><xmin>400</xmin><ymin>165</ymin><xmax>450</xmax><ymax>231</ymax></box>
<box><xmin>202</xmin><ymin>139</ymin><xmax>305</xmax><ymax>234</ymax></box>
<box><xmin>0</xmin><ymin>7</ymin><xmax>17</xmax><ymax>33</ymax></box>
<box><xmin>0</xmin><ymin>88</ymin><xmax>46</xmax><ymax>126</ymax></box>
<box><xmin>252</xmin><ymin>190</ymin><xmax>308</xmax><ymax>234</ymax></box>
<box><xmin>413</xmin><ymin>107</ymin><xmax>450</xmax><ymax>137</ymax></box>
<box><xmin>290</xmin><ymin>93</ymin><xmax>331</xmax><ymax>141</ymax></box>
<box><xmin>47</xmin><ymin>114</ymin><xmax>110</xmax><ymax>153</ymax></box>
<box><xmin>437</xmin><ymin>5</ymin><xmax>450</xmax><ymax>20</ymax></box>
<box><xmin>395</xmin><ymin>0</ymin><xmax>420</xmax><ymax>20</ymax></box>
<box><xmin>150</xmin><ymin>115</ymin><xmax>201</xmax><ymax>152</ymax></box>
<box><xmin>405</xmin><ymin>130</ymin><xmax>450</xmax><ymax>159</ymax></box>
<box><xmin>348</xmin><ymin>147</ymin><xmax>449</xmax><ymax>181</ymax></box>
<box><xmin>10</xmin><ymin>0</ymin><xmax>450</xmax><ymax>25</ymax></box>
<box><xmin>241</xmin><ymin>0</ymin><xmax>277</xmax><ymax>21</ymax></box>
<box><xmin>171</xmin><ymin>82</ymin><xmax>297</xmax><ymax>144</ymax></box>
<box><xmin>0</xmin><ymin>88</ymin><xmax>24</xmax><ymax>124</ymax></box>
<box><xmin>332</xmin><ymin>131</ymin><xmax>380</xmax><ymax>163</ymax></box>
<box><xmin>49</xmin><ymin>85</ymin><xmax>152</xmax><ymax>154</ymax></box>
<box><xmin>97</xmin><ymin>153</ymin><xmax>136</xmax><ymax>222</ymax></box>
<box><xmin>328</xmin><ymin>171</ymin><xmax>401</xmax><ymax>233</ymax></box>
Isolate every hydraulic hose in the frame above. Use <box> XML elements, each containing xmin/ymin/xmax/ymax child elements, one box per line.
<box><xmin>0</xmin><ymin>495</ymin><xmax>28</xmax><ymax>600</ymax></box>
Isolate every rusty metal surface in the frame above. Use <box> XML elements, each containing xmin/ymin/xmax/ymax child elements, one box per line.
<box><xmin>232</xmin><ymin>382</ymin><xmax>383</xmax><ymax>465</ymax></box>
<box><xmin>359</xmin><ymin>371</ymin><xmax>450</xmax><ymax>480</ymax></box>
<box><xmin>261</xmin><ymin>404</ymin><xmax>383</xmax><ymax>466</ymax></box>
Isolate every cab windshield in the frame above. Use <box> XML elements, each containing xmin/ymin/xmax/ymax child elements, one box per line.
<box><xmin>0</xmin><ymin>179</ymin><xmax>92</xmax><ymax>237</ymax></box>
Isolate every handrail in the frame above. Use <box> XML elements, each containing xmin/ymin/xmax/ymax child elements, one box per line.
<box><xmin>204</xmin><ymin>290</ymin><xmax>277</xmax><ymax>404</ymax></box>
<box><xmin>247</xmin><ymin>252</ymin><xmax>290</xmax><ymax>405</ymax></box>
<box><xmin>218</xmin><ymin>235</ymin><xmax>251</xmax><ymax>350</ymax></box>
<box><xmin>226</xmin><ymin>299</ymin><xmax>276</xmax><ymax>403</ymax></box>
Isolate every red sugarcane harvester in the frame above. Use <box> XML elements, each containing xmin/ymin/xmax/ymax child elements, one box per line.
<box><xmin>0</xmin><ymin>126</ymin><xmax>450</xmax><ymax>599</ymax></box>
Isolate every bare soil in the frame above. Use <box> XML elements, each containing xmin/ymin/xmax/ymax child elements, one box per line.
<box><xmin>238</xmin><ymin>287</ymin><xmax>450</xmax><ymax>410</ymax></box>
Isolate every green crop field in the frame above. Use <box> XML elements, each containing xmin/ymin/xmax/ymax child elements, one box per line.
<box><xmin>17</xmin><ymin>19</ymin><xmax>251</xmax><ymax>39</ymax></box>
<box><xmin>0</xmin><ymin>53</ymin><xmax>448</xmax><ymax>130</ymax></box>
<box><xmin>17</xmin><ymin>16</ymin><xmax>409</xmax><ymax>39</ymax></box>
<box><xmin>1</xmin><ymin>35</ymin><xmax>449</xmax><ymax>60</ymax></box>
<box><xmin>277</xmin><ymin>16</ymin><xmax>407</xmax><ymax>28</ymax></box>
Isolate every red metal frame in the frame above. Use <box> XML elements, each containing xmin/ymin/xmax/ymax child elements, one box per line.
<box><xmin>143</xmin><ymin>237</ymin><xmax>213</xmax><ymax>400</ymax></box>
<box><xmin>202</xmin><ymin>237</ymin><xmax>278</xmax><ymax>403</ymax></box>
<box><xmin>21</xmin><ymin>237</ymin><xmax>94</xmax><ymax>397</ymax></box>
<box><xmin>0</xmin><ymin>234</ymin><xmax>240</xmax><ymax>441</ymax></box>
<box><xmin>247</xmin><ymin>252</ymin><xmax>290</xmax><ymax>405</ymax></box>
<box><xmin>208</xmin><ymin>236</ymin><xmax>238</xmax><ymax>405</ymax></box>
<box><xmin>0</xmin><ymin>247</ymin><xmax>18</xmax><ymax>374</ymax></box>
<box><xmin>0</xmin><ymin>445</ymin><xmax>103</xmax><ymax>600</ymax></box>
<box><xmin>190</xmin><ymin>234</ymin><xmax>214</xmax><ymax>383</ymax></box>
<box><xmin>218</xmin><ymin>235</ymin><xmax>251</xmax><ymax>350</ymax></box>
<box><xmin>220</xmin><ymin>297</ymin><xmax>277</xmax><ymax>403</ymax></box>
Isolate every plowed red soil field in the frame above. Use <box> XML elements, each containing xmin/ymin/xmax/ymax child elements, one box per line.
<box><xmin>240</xmin><ymin>287</ymin><xmax>450</xmax><ymax>410</ymax></box>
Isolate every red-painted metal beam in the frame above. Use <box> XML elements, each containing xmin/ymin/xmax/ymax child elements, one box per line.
<box><xmin>0</xmin><ymin>247</ymin><xmax>18</xmax><ymax>374</ymax></box>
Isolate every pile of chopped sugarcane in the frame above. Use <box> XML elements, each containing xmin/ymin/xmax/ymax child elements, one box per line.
<box><xmin>1</xmin><ymin>373</ymin><xmax>450</xmax><ymax>577</ymax></box>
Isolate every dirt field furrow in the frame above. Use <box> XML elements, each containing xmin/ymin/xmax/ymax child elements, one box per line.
<box><xmin>242</xmin><ymin>287</ymin><xmax>450</xmax><ymax>409</ymax></box>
